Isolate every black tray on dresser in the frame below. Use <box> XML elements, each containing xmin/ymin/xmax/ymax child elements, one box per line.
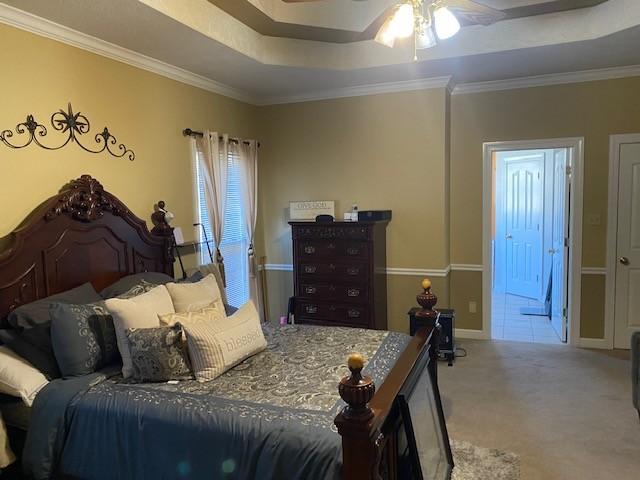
<box><xmin>289</xmin><ymin>220</ymin><xmax>389</xmax><ymax>330</ymax></box>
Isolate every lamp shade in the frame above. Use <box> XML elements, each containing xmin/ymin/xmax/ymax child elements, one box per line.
<box><xmin>434</xmin><ymin>6</ymin><xmax>460</xmax><ymax>40</ymax></box>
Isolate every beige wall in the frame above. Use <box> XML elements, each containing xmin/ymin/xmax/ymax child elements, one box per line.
<box><xmin>256</xmin><ymin>89</ymin><xmax>451</xmax><ymax>332</ymax></box>
<box><xmin>451</xmin><ymin>77</ymin><xmax>640</xmax><ymax>335</ymax></box>
<box><xmin>5</xmin><ymin>23</ymin><xmax>639</xmax><ymax>339</ymax></box>
<box><xmin>0</xmin><ymin>23</ymin><xmax>257</xmax><ymax>278</ymax></box>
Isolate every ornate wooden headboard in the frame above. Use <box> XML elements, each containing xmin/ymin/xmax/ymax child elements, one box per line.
<box><xmin>0</xmin><ymin>175</ymin><xmax>174</xmax><ymax>326</ymax></box>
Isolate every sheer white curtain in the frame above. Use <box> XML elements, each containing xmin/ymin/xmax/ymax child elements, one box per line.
<box><xmin>238</xmin><ymin>140</ymin><xmax>260</xmax><ymax>314</ymax></box>
<box><xmin>194</xmin><ymin>131</ymin><xmax>229</xmax><ymax>285</ymax></box>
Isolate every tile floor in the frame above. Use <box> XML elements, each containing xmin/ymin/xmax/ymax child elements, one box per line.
<box><xmin>491</xmin><ymin>292</ymin><xmax>564</xmax><ymax>344</ymax></box>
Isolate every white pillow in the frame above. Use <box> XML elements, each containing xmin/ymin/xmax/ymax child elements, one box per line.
<box><xmin>182</xmin><ymin>301</ymin><xmax>266</xmax><ymax>382</ymax></box>
<box><xmin>158</xmin><ymin>303</ymin><xmax>226</xmax><ymax>328</ymax></box>
<box><xmin>105</xmin><ymin>285</ymin><xmax>175</xmax><ymax>378</ymax></box>
<box><xmin>165</xmin><ymin>274</ymin><xmax>225</xmax><ymax>314</ymax></box>
<box><xmin>0</xmin><ymin>346</ymin><xmax>48</xmax><ymax>407</ymax></box>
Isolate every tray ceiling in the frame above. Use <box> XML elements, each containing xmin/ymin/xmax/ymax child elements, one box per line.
<box><xmin>1</xmin><ymin>0</ymin><xmax>638</xmax><ymax>104</ymax></box>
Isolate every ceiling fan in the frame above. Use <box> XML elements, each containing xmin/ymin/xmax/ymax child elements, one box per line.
<box><xmin>282</xmin><ymin>0</ymin><xmax>506</xmax><ymax>59</ymax></box>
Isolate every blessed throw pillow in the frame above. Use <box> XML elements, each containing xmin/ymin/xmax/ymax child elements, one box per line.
<box><xmin>182</xmin><ymin>301</ymin><xmax>266</xmax><ymax>382</ymax></box>
<box><xmin>7</xmin><ymin>283</ymin><xmax>101</xmax><ymax>330</ymax></box>
<box><xmin>0</xmin><ymin>346</ymin><xmax>49</xmax><ymax>407</ymax></box>
<box><xmin>165</xmin><ymin>274</ymin><xmax>225</xmax><ymax>314</ymax></box>
<box><xmin>126</xmin><ymin>324</ymin><xmax>192</xmax><ymax>383</ymax></box>
<box><xmin>49</xmin><ymin>302</ymin><xmax>119</xmax><ymax>378</ymax></box>
<box><xmin>105</xmin><ymin>285</ymin><xmax>175</xmax><ymax>378</ymax></box>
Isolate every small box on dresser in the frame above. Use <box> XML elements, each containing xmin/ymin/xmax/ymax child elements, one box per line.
<box><xmin>289</xmin><ymin>220</ymin><xmax>389</xmax><ymax>330</ymax></box>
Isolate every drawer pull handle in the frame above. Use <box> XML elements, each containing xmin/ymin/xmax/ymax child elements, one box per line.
<box><xmin>329</xmin><ymin>285</ymin><xmax>336</xmax><ymax>292</ymax></box>
<box><xmin>304</xmin><ymin>266</ymin><xmax>317</xmax><ymax>274</ymax></box>
<box><xmin>346</xmin><ymin>247</ymin><xmax>360</xmax><ymax>256</ymax></box>
<box><xmin>328</xmin><ymin>243</ymin><xmax>336</xmax><ymax>249</ymax></box>
<box><xmin>347</xmin><ymin>288</ymin><xmax>360</xmax><ymax>297</ymax></box>
<box><xmin>346</xmin><ymin>267</ymin><xmax>360</xmax><ymax>275</ymax></box>
<box><xmin>305</xmin><ymin>286</ymin><xmax>317</xmax><ymax>295</ymax></box>
<box><xmin>329</xmin><ymin>305</ymin><xmax>337</xmax><ymax>312</ymax></box>
<box><xmin>304</xmin><ymin>246</ymin><xmax>316</xmax><ymax>254</ymax></box>
<box><xmin>347</xmin><ymin>309</ymin><xmax>361</xmax><ymax>318</ymax></box>
<box><xmin>305</xmin><ymin>305</ymin><xmax>318</xmax><ymax>314</ymax></box>
<box><xmin>329</xmin><ymin>264</ymin><xmax>336</xmax><ymax>272</ymax></box>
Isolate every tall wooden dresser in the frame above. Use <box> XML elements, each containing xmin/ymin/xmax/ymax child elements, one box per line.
<box><xmin>289</xmin><ymin>220</ymin><xmax>389</xmax><ymax>330</ymax></box>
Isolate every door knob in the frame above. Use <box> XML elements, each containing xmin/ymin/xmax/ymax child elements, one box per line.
<box><xmin>548</xmin><ymin>248</ymin><xmax>556</xmax><ymax>254</ymax></box>
<box><xmin>506</xmin><ymin>234</ymin><xmax>513</xmax><ymax>239</ymax></box>
<box><xmin>619</xmin><ymin>256</ymin><xmax>630</xmax><ymax>265</ymax></box>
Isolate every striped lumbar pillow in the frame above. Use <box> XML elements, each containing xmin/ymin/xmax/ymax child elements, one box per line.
<box><xmin>181</xmin><ymin>301</ymin><xmax>266</xmax><ymax>382</ymax></box>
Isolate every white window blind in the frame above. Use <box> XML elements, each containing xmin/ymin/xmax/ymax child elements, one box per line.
<box><xmin>195</xmin><ymin>146</ymin><xmax>249</xmax><ymax>308</ymax></box>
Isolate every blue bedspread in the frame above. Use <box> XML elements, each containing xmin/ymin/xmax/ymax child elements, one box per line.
<box><xmin>23</xmin><ymin>324</ymin><xmax>410</xmax><ymax>480</ymax></box>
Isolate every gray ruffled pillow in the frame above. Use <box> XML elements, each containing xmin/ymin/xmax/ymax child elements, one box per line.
<box><xmin>126</xmin><ymin>324</ymin><xmax>192</xmax><ymax>383</ymax></box>
<box><xmin>50</xmin><ymin>302</ymin><xmax>119</xmax><ymax>378</ymax></box>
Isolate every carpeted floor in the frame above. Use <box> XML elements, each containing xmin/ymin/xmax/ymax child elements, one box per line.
<box><xmin>439</xmin><ymin>339</ymin><xmax>639</xmax><ymax>480</ymax></box>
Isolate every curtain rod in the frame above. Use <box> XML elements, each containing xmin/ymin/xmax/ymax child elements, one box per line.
<box><xmin>183</xmin><ymin>128</ymin><xmax>260</xmax><ymax>147</ymax></box>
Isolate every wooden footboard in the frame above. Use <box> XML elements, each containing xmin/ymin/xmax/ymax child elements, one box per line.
<box><xmin>335</xmin><ymin>281</ymin><xmax>451</xmax><ymax>480</ymax></box>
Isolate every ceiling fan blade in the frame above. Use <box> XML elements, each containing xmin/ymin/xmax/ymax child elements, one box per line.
<box><xmin>443</xmin><ymin>0</ymin><xmax>507</xmax><ymax>26</ymax></box>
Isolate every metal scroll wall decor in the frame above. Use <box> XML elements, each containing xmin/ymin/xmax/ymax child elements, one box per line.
<box><xmin>0</xmin><ymin>103</ymin><xmax>135</xmax><ymax>161</ymax></box>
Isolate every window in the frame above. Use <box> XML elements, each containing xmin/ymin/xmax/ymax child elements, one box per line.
<box><xmin>195</xmin><ymin>146</ymin><xmax>249</xmax><ymax>307</ymax></box>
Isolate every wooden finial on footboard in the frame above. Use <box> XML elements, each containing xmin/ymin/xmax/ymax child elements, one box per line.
<box><xmin>415</xmin><ymin>278</ymin><xmax>438</xmax><ymax>320</ymax></box>
<box><xmin>335</xmin><ymin>354</ymin><xmax>378</xmax><ymax>480</ymax></box>
<box><xmin>338</xmin><ymin>354</ymin><xmax>376</xmax><ymax>420</ymax></box>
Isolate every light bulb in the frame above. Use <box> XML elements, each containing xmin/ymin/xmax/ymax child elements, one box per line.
<box><xmin>389</xmin><ymin>3</ymin><xmax>415</xmax><ymax>39</ymax></box>
<box><xmin>416</xmin><ymin>20</ymin><xmax>437</xmax><ymax>49</ymax></box>
<box><xmin>434</xmin><ymin>6</ymin><xmax>460</xmax><ymax>40</ymax></box>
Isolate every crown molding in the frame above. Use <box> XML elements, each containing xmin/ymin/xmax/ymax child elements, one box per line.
<box><xmin>258</xmin><ymin>76</ymin><xmax>454</xmax><ymax>106</ymax></box>
<box><xmin>452</xmin><ymin>65</ymin><xmax>640</xmax><ymax>95</ymax></box>
<box><xmin>0</xmin><ymin>3</ymin><xmax>257</xmax><ymax>105</ymax></box>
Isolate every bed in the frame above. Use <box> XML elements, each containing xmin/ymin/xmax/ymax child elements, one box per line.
<box><xmin>0</xmin><ymin>175</ymin><xmax>452</xmax><ymax>480</ymax></box>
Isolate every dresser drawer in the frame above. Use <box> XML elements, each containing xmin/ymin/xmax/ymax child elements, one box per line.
<box><xmin>296</xmin><ymin>317</ymin><xmax>367</xmax><ymax>329</ymax></box>
<box><xmin>297</xmin><ymin>262</ymin><xmax>369</xmax><ymax>281</ymax></box>
<box><xmin>297</xmin><ymin>282</ymin><xmax>368</xmax><ymax>303</ymax></box>
<box><xmin>294</xmin><ymin>301</ymin><xmax>369</xmax><ymax>325</ymax></box>
<box><xmin>292</xmin><ymin>225</ymin><xmax>370</xmax><ymax>241</ymax></box>
<box><xmin>296</xmin><ymin>240</ymin><xmax>369</xmax><ymax>260</ymax></box>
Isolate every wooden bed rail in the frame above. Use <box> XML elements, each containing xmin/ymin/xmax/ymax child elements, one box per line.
<box><xmin>335</xmin><ymin>280</ymin><xmax>440</xmax><ymax>480</ymax></box>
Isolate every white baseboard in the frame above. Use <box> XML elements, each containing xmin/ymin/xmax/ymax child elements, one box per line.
<box><xmin>578</xmin><ymin>337</ymin><xmax>612</xmax><ymax>349</ymax></box>
<box><xmin>455</xmin><ymin>328</ymin><xmax>488</xmax><ymax>340</ymax></box>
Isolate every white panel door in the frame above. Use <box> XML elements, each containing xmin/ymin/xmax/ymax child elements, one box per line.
<box><xmin>614</xmin><ymin>142</ymin><xmax>640</xmax><ymax>348</ymax></box>
<box><xmin>550</xmin><ymin>149</ymin><xmax>569</xmax><ymax>342</ymax></box>
<box><xmin>505</xmin><ymin>156</ymin><xmax>544</xmax><ymax>299</ymax></box>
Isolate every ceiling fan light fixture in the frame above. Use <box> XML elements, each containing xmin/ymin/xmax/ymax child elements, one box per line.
<box><xmin>389</xmin><ymin>3</ymin><xmax>416</xmax><ymax>39</ymax></box>
<box><xmin>375</xmin><ymin>2</ymin><xmax>415</xmax><ymax>48</ymax></box>
<box><xmin>434</xmin><ymin>6</ymin><xmax>460</xmax><ymax>40</ymax></box>
<box><xmin>415</xmin><ymin>19</ymin><xmax>437</xmax><ymax>50</ymax></box>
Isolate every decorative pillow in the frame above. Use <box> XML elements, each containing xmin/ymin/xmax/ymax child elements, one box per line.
<box><xmin>165</xmin><ymin>274</ymin><xmax>225</xmax><ymax>314</ymax></box>
<box><xmin>158</xmin><ymin>303</ymin><xmax>227</xmax><ymax>329</ymax></box>
<box><xmin>186</xmin><ymin>264</ymin><xmax>228</xmax><ymax>305</ymax></box>
<box><xmin>182</xmin><ymin>301</ymin><xmax>266</xmax><ymax>382</ymax></box>
<box><xmin>99</xmin><ymin>272</ymin><xmax>174</xmax><ymax>299</ymax></box>
<box><xmin>116</xmin><ymin>279</ymin><xmax>162</xmax><ymax>300</ymax></box>
<box><xmin>0</xmin><ymin>346</ymin><xmax>48</xmax><ymax>407</ymax></box>
<box><xmin>105</xmin><ymin>285</ymin><xmax>175</xmax><ymax>378</ymax></box>
<box><xmin>7</xmin><ymin>283</ymin><xmax>101</xmax><ymax>330</ymax></box>
<box><xmin>0</xmin><ymin>327</ymin><xmax>61</xmax><ymax>380</ymax></box>
<box><xmin>49</xmin><ymin>302</ymin><xmax>119</xmax><ymax>378</ymax></box>
<box><xmin>126</xmin><ymin>324</ymin><xmax>192</xmax><ymax>382</ymax></box>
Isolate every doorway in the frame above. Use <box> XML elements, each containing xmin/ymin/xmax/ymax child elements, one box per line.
<box><xmin>483</xmin><ymin>139</ymin><xmax>584</xmax><ymax>346</ymax></box>
<box><xmin>606</xmin><ymin>134</ymin><xmax>640</xmax><ymax>349</ymax></box>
